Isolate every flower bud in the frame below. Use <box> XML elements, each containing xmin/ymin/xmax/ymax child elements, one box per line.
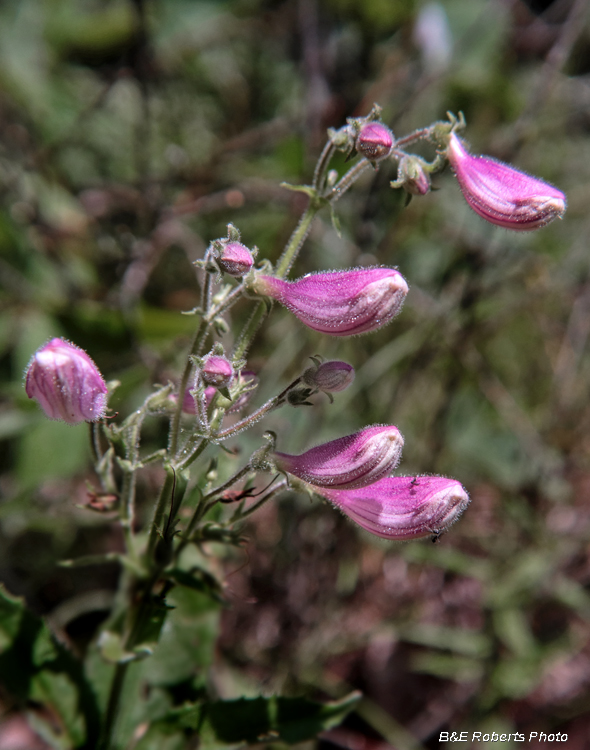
<box><xmin>201</xmin><ymin>355</ymin><xmax>233</xmax><ymax>388</ymax></box>
<box><xmin>182</xmin><ymin>370</ymin><xmax>257</xmax><ymax>414</ymax></box>
<box><xmin>356</xmin><ymin>122</ymin><xmax>394</xmax><ymax>162</ymax></box>
<box><xmin>274</xmin><ymin>425</ymin><xmax>404</xmax><ymax>490</ymax></box>
<box><xmin>253</xmin><ymin>268</ymin><xmax>408</xmax><ymax>337</ymax></box>
<box><xmin>394</xmin><ymin>155</ymin><xmax>431</xmax><ymax>195</ymax></box>
<box><xmin>317</xmin><ymin>475</ymin><xmax>470</xmax><ymax>540</ymax></box>
<box><xmin>24</xmin><ymin>338</ymin><xmax>108</xmax><ymax>424</ymax></box>
<box><xmin>216</xmin><ymin>241</ymin><xmax>254</xmax><ymax>277</ymax></box>
<box><xmin>447</xmin><ymin>133</ymin><xmax>566</xmax><ymax>231</ymax></box>
<box><xmin>303</xmin><ymin>360</ymin><xmax>355</xmax><ymax>393</ymax></box>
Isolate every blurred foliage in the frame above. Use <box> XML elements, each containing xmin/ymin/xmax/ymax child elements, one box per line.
<box><xmin>2</xmin><ymin>0</ymin><xmax>590</xmax><ymax>748</ymax></box>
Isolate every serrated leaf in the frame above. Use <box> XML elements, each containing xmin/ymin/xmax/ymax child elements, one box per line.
<box><xmin>0</xmin><ymin>584</ymin><xmax>100</xmax><ymax>748</ymax></box>
<box><xmin>149</xmin><ymin>691</ymin><xmax>362</xmax><ymax>746</ymax></box>
<box><xmin>143</xmin><ymin>587</ymin><xmax>220</xmax><ymax>688</ymax></box>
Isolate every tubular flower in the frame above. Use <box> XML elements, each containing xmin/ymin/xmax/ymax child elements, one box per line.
<box><xmin>253</xmin><ymin>268</ymin><xmax>408</xmax><ymax>336</ymax></box>
<box><xmin>317</xmin><ymin>475</ymin><xmax>470</xmax><ymax>541</ymax></box>
<box><xmin>447</xmin><ymin>133</ymin><xmax>566</xmax><ymax>230</ymax></box>
<box><xmin>25</xmin><ymin>338</ymin><xmax>108</xmax><ymax>425</ymax></box>
<box><xmin>273</xmin><ymin>425</ymin><xmax>404</xmax><ymax>490</ymax></box>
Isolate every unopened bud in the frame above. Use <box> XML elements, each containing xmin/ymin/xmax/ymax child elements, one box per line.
<box><xmin>181</xmin><ymin>370</ymin><xmax>257</xmax><ymax>414</ymax></box>
<box><xmin>274</xmin><ymin>425</ymin><xmax>404</xmax><ymax>490</ymax></box>
<box><xmin>317</xmin><ymin>475</ymin><xmax>470</xmax><ymax>540</ymax></box>
<box><xmin>303</xmin><ymin>360</ymin><xmax>355</xmax><ymax>393</ymax></box>
<box><xmin>356</xmin><ymin>122</ymin><xmax>394</xmax><ymax>163</ymax></box>
<box><xmin>25</xmin><ymin>338</ymin><xmax>108</xmax><ymax>424</ymax></box>
<box><xmin>216</xmin><ymin>241</ymin><xmax>254</xmax><ymax>277</ymax></box>
<box><xmin>253</xmin><ymin>268</ymin><xmax>408</xmax><ymax>337</ymax></box>
<box><xmin>447</xmin><ymin>133</ymin><xmax>566</xmax><ymax>231</ymax></box>
<box><xmin>394</xmin><ymin>155</ymin><xmax>431</xmax><ymax>195</ymax></box>
<box><xmin>201</xmin><ymin>355</ymin><xmax>233</xmax><ymax>388</ymax></box>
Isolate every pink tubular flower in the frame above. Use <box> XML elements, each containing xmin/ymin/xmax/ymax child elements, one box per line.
<box><xmin>356</xmin><ymin>122</ymin><xmax>394</xmax><ymax>162</ymax></box>
<box><xmin>317</xmin><ymin>475</ymin><xmax>470</xmax><ymax>540</ymax></box>
<box><xmin>273</xmin><ymin>425</ymin><xmax>404</xmax><ymax>490</ymax></box>
<box><xmin>253</xmin><ymin>268</ymin><xmax>408</xmax><ymax>336</ymax></box>
<box><xmin>447</xmin><ymin>133</ymin><xmax>566</xmax><ymax>231</ymax></box>
<box><xmin>25</xmin><ymin>338</ymin><xmax>108</xmax><ymax>424</ymax></box>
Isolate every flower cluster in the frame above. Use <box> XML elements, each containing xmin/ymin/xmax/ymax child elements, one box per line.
<box><xmin>273</xmin><ymin>427</ymin><xmax>469</xmax><ymax>540</ymax></box>
<box><xmin>23</xmin><ymin>107</ymin><xmax>566</xmax><ymax>551</ymax></box>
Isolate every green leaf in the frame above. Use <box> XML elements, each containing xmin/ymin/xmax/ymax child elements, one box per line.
<box><xmin>166</xmin><ymin>567</ymin><xmax>224</xmax><ymax>602</ymax></box>
<box><xmin>147</xmin><ymin>691</ymin><xmax>361</xmax><ymax>746</ymax></box>
<box><xmin>143</xmin><ymin>587</ymin><xmax>220</xmax><ymax>688</ymax></box>
<box><xmin>0</xmin><ymin>584</ymin><xmax>100</xmax><ymax>749</ymax></box>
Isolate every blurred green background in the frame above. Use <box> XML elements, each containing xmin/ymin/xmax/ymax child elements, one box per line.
<box><xmin>1</xmin><ymin>0</ymin><xmax>590</xmax><ymax>747</ymax></box>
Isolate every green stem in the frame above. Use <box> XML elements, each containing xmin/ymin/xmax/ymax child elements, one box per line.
<box><xmin>231</xmin><ymin>300</ymin><xmax>269</xmax><ymax>364</ymax></box>
<box><xmin>90</xmin><ymin>422</ymin><xmax>102</xmax><ymax>464</ymax></box>
<box><xmin>168</xmin><ymin>317</ymin><xmax>208</xmax><ymax>457</ymax></box>
<box><xmin>100</xmin><ymin>662</ymin><xmax>127</xmax><ymax>750</ymax></box>
<box><xmin>275</xmin><ymin>200</ymin><xmax>322</xmax><ymax>279</ymax></box>
<box><xmin>174</xmin><ymin>437</ymin><xmax>208</xmax><ymax>472</ymax></box>
<box><xmin>169</xmin><ymin>279</ymin><xmax>245</xmax><ymax>457</ymax></box>
<box><xmin>119</xmin><ymin>471</ymin><xmax>136</xmax><ymax>557</ymax></box>
<box><xmin>326</xmin><ymin>159</ymin><xmax>372</xmax><ymax>203</ymax></box>
<box><xmin>312</xmin><ymin>140</ymin><xmax>336</xmax><ymax>192</ymax></box>
<box><xmin>146</xmin><ymin>466</ymin><xmax>176</xmax><ymax>559</ymax></box>
<box><xmin>99</xmin><ymin>574</ymin><xmax>161</xmax><ymax>750</ymax></box>
<box><xmin>394</xmin><ymin>127</ymin><xmax>431</xmax><ymax>149</ymax></box>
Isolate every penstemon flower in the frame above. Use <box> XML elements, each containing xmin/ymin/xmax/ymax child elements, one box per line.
<box><xmin>25</xmin><ymin>338</ymin><xmax>108</xmax><ymax>425</ymax></box>
<box><xmin>447</xmin><ymin>132</ymin><xmax>566</xmax><ymax>231</ymax></box>
<box><xmin>273</xmin><ymin>425</ymin><xmax>404</xmax><ymax>489</ymax></box>
<box><xmin>316</xmin><ymin>475</ymin><xmax>470</xmax><ymax>540</ymax></box>
<box><xmin>252</xmin><ymin>268</ymin><xmax>408</xmax><ymax>336</ymax></box>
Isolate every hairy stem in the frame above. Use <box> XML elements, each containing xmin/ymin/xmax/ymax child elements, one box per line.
<box><xmin>275</xmin><ymin>201</ymin><xmax>321</xmax><ymax>279</ymax></box>
<box><xmin>215</xmin><ymin>376</ymin><xmax>302</xmax><ymax>440</ymax></box>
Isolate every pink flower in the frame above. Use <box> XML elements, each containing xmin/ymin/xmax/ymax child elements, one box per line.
<box><xmin>447</xmin><ymin>133</ymin><xmax>566</xmax><ymax>231</ymax></box>
<box><xmin>253</xmin><ymin>268</ymin><xmax>408</xmax><ymax>336</ymax></box>
<box><xmin>274</xmin><ymin>425</ymin><xmax>404</xmax><ymax>489</ymax></box>
<box><xmin>25</xmin><ymin>338</ymin><xmax>108</xmax><ymax>424</ymax></box>
<box><xmin>317</xmin><ymin>475</ymin><xmax>470</xmax><ymax>540</ymax></box>
<box><xmin>356</xmin><ymin>122</ymin><xmax>394</xmax><ymax>162</ymax></box>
